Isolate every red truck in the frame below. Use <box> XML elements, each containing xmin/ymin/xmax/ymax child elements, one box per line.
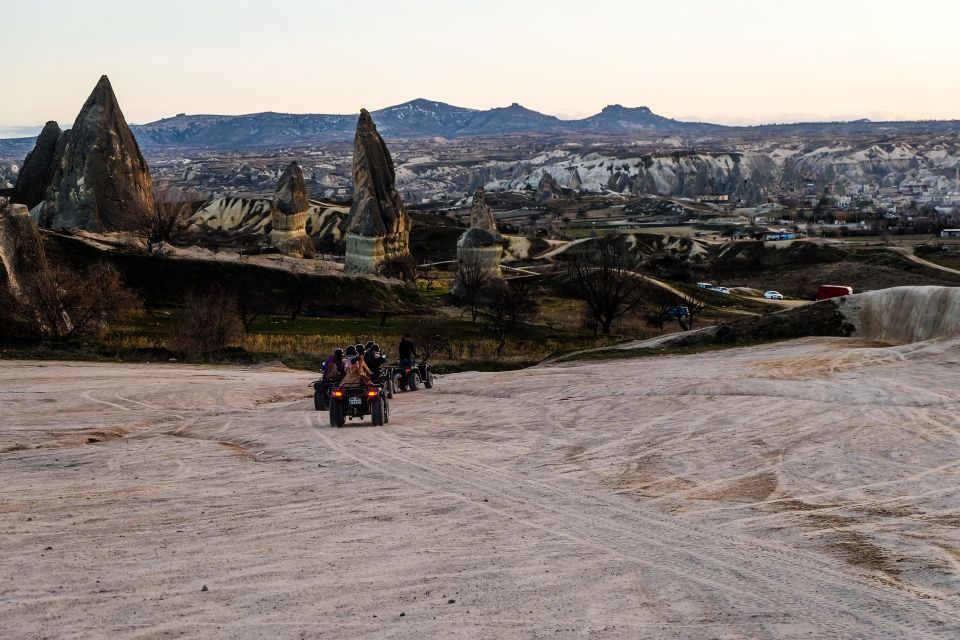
<box><xmin>817</xmin><ymin>285</ymin><xmax>854</xmax><ymax>300</ymax></box>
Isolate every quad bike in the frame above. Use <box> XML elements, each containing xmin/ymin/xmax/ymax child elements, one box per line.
<box><xmin>308</xmin><ymin>379</ymin><xmax>332</xmax><ymax>411</ymax></box>
<box><xmin>394</xmin><ymin>361</ymin><xmax>434</xmax><ymax>392</ymax></box>
<box><xmin>373</xmin><ymin>368</ymin><xmax>395</xmax><ymax>399</ymax></box>
<box><xmin>328</xmin><ymin>384</ymin><xmax>389</xmax><ymax>427</ymax></box>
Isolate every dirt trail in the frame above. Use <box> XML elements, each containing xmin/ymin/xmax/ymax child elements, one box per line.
<box><xmin>2</xmin><ymin>343</ymin><xmax>959</xmax><ymax>638</ymax></box>
<box><xmin>891</xmin><ymin>246</ymin><xmax>960</xmax><ymax>277</ymax></box>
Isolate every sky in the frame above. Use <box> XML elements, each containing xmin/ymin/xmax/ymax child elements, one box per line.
<box><xmin>2</xmin><ymin>0</ymin><xmax>959</xmax><ymax>136</ymax></box>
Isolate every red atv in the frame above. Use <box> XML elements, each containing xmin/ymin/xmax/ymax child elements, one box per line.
<box><xmin>328</xmin><ymin>384</ymin><xmax>389</xmax><ymax>428</ymax></box>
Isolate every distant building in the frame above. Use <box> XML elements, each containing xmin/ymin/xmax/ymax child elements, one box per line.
<box><xmin>941</xmin><ymin>229</ymin><xmax>960</xmax><ymax>238</ymax></box>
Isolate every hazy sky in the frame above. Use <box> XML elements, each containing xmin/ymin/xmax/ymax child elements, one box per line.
<box><xmin>2</xmin><ymin>0</ymin><xmax>958</xmax><ymax>134</ymax></box>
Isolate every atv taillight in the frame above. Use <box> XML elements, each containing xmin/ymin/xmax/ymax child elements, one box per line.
<box><xmin>404</xmin><ymin>368</ymin><xmax>411</xmax><ymax>373</ymax></box>
<box><xmin>367</xmin><ymin>390</ymin><xmax>377</xmax><ymax>397</ymax></box>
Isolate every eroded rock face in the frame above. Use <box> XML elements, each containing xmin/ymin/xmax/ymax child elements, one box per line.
<box><xmin>274</xmin><ymin>161</ymin><xmax>310</xmax><ymax>215</ymax></box>
<box><xmin>0</xmin><ymin>204</ymin><xmax>48</xmax><ymax>299</ymax></box>
<box><xmin>270</xmin><ymin>161</ymin><xmax>313</xmax><ymax>257</ymax></box>
<box><xmin>536</xmin><ymin>172</ymin><xmax>562</xmax><ymax>202</ymax></box>
<box><xmin>468</xmin><ymin>187</ymin><xmax>498</xmax><ymax>235</ymax></box>
<box><xmin>11</xmin><ymin>121</ymin><xmax>62</xmax><ymax>210</ymax></box>
<box><xmin>458</xmin><ymin>187</ymin><xmax>502</xmax><ymax>250</ymax></box>
<box><xmin>344</xmin><ymin>109</ymin><xmax>413</xmax><ymax>278</ymax></box>
<box><xmin>42</xmin><ymin>76</ymin><xmax>154</xmax><ymax>232</ymax></box>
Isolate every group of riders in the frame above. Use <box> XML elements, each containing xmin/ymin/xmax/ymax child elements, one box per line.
<box><xmin>317</xmin><ymin>334</ymin><xmax>418</xmax><ymax>395</ymax></box>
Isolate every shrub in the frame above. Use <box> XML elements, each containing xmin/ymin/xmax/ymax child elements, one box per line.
<box><xmin>175</xmin><ymin>285</ymin><xmax>246</xmax><ymax>355</ymax></box>
<box><xmin>8</xmin><ymin>262</ymin><xmax>140</xmax><ymax>340</ymax></box>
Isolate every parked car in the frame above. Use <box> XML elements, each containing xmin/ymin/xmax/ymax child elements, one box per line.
<box><xmin>663</xmin><ymin>306</ymin><xmax>690</xmax><ymax>319</ymax></box>
<box><xmin>763</xmin><ymin>291</ymin><xmax>784</xmax><ymax>300</ymax></box>
<box><xmin>711</xmin><ymin>286</ymin><xmax>731</xmax><ymax>294</ymax></box>
<box><xmin>696</xmin><ymin>282</ymin><xmax>714</xmax><ymax>289</ymax></box>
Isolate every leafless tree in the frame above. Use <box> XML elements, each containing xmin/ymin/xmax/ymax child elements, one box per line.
<box><xmin>483</xmin><ymin>279</ymin><xmax>539</xmax><ymax>356</ymax></box>
<box><xmin>11</xmin><ymin>262</ymin><xmax>140</xmax><ymax>339</ymax></box>
<box><xmin>454</xmin><ymin>254</ymin><xmax>494</xmax><ymax>323</ymax></box>
<box><xmin>175</xmin><ymin>285</ymin><xmax>246</xmax><ymax>355</ymax></box>
<box><xmin>416</xmin><ymin>262</ymin><xmax>441</xmax><ymax>292</ymax></box>
<box><xmin>405</xmin><ymin>317</ymin><xmax>450</xmax><ymax>362</ymax></box>
<box><xmin>139</xmin><ymin>187</ymin><xmax>192</xmax><ymax>256</ymax></box>
<box><xmin>565</xmin><ymin>233</ymin><xmax>647</xmax><ymax>335</ymax></box>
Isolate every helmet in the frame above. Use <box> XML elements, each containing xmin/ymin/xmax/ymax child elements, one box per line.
<box><xmin>365</xmin><ymin>341</ymin><xmax>375</xmax><ymax>350</ymax></box>
<box><xmin>345</xmin><ymin>345</ymin><xmax>357</xmax><ymax>357</ymax></box>
<box><xmin>372</xmin><ymin>342</ymin><xmax>380</xmax><ymax>352</ymax></box>
<box><xmin>355</xmin><ymin>344</ymin><xmax>364</xmax><ymax>354</ymax></box>
<box><xmin>333</xmin><ymin>348</ymin><xmax>344</xmax><ymax>359</ymax></box>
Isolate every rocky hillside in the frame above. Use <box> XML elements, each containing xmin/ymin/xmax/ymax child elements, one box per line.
<box><xmin>187</xmin><ymin>197</ymin><xmax>348</xmax><ymax>246</ymax></box>
<box><xmin>485</xmin><ymin>151</ymin><xmax>778</xmax><ymax>202</ymax></box>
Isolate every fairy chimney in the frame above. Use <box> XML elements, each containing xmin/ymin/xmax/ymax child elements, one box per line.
<box><xmin>455</xmin><ymin>187</ymin><xmax>503</xmax><ymax>284</ymax></box>
<box><xmin>343</xmin><ymin>109</ymin><xmax>413</xmax><ymax>279</ymax></box>
<box><xmin>270</xmin><ymin>161</ymin><xmax>313</xmax><ymax>257</ymax></box>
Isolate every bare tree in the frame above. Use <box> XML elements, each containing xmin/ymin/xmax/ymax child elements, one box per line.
<box><xmin>454</xmin><ymin>254</ymin><xmax>494</xmax><ymax>323</ymax></box>
<box><xmin>175</xmin><ymin>285</ymin><xmax>246</xmax><ymax>355</ymax></box>
<box><xmin>12</xmin><ymin>262</ymin><xmax>140</xmax><ymax>339</ymax></box>
<box><xmin>405</xmin><ymin>317</ymin><xmax>450</xmax><ymax>362</ymax></box>
<box><xmin>565</xmin><ymin>234</ymin><xmax>647</xmax><ymax>335</ymax></box>
<box><xmin>483</xmin><ymin>279</ymin><xmax>539</xmax><ymax>356</ymax></box>
<box><xmin>416</xmin><ymin>262</ymin><xmax>441</xmax><ymax>292</ymax></box>
<box><xmin>139</xmin><ymin>187</ymin><xmax>192</xmax><ymax>255</ymax></box>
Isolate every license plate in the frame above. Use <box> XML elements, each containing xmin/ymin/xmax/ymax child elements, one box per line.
<box><xmin>348</xmin><ymin>397</ymin><xmax>361</xmax><ymax>405</ymax></box>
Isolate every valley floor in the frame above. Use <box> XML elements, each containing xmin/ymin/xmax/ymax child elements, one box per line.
<box><xmin>1</xmin><ymin>338</ymin><xmax>959</xmax><ymax>638</ymax></box>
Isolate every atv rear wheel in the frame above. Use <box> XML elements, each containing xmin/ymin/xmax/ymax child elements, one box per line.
<box><xmin>423</xmin><ymin>370</ymin><xmax>434</xmax><ymax>389</ymax></box>
<box><xmin>329</xmin><ymin>401</ymin><xmax>345</xmax><ymax>428</ymax></box>
<box><xmin>407</xmin><ymin>371</ymin><xmax>420</xmax><ymax>391</ymax></box>
<box><xmin>385</xmin><ymin>380</ymin><xmax>394</xmax><ymax>399</ymax></box>
<box><xmin>371</xmin><ymin>397</ymin><xmax>385</xmax><ymax>426</ymax></box>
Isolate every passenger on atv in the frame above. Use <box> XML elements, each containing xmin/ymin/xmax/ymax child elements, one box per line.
<box><xmin>310</xmin><ymin>347</ymin><xmax>345</xmax><ymax>410</ymax></box>
<box><xmin>327</xmin><ymin>352</ymin><xmax>389</xmax><ymax>427</ymax></box>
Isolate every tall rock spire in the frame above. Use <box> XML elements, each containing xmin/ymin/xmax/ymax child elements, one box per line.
<box><xmin>269</xmin><ymin>161</ymin><xmax>313</xmax><ymax>257</ymax></box>
<box><xmin>41</xmin><ymin>75</ymin><xmax>154</xmax><ymax>232</ymax></box>
<box><xmin>344</xmin><ymin>109</ymin><xmax>413</xmax><ymax>278</ymax></box>
<box><xmin>455</xmin><ymin>186</ymin><xmax>504</xmax><ymax>291</ymax></box>
<box><xmin>467</xmin><ymin>187</ymin><xmax>499</xmax><ymax>235</ymax></box>
<box><xmin>11</xmin><ymin>121</ymin><xmax>62</xmax><ymax>210</ymax></box>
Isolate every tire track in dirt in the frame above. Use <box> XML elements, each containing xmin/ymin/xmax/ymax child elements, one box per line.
<box><xmin>372</xmin><ymin>426</ymin><xmax>959</xmax><ymax>610</ymax></box>
<box><xmin>315</xmin><ymin>422</ymin><xmax>954</xmax><ymax>638</ymax></box>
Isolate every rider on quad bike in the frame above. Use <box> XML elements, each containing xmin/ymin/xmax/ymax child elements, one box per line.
<box><xmin>311</xmin><ymin>347</ymin><xmax>345</xmax><ymax>410</ymax></box>
<box><xmin>398</xmin><ymin>334</ymin><xmax>418</xmax><ymax>368</ymax></box>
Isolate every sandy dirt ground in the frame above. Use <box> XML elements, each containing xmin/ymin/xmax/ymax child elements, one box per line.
<box><xmin>2</xmin><ymin>337</ymin><xmax>959</xmax><ymax>639</ymax></box>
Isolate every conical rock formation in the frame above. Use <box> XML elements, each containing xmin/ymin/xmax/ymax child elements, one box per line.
<box><xmin>41</xmin><ymin>76</ymin><xmax>154</xmax><ymax>232</ymax></box>
<box><xmin>270</xmin><ymin>161</ymin><xmax>313</xmax><ymax>257</ymax></box>
<box><xmin>455</xmin><ymin>187</ymin><xmax>504</xmax><ymax>289</ymax></box>
<box><xmin>11</xmin><ymin>121</ymin><xmax>62</xmax><ymax>210</ymax></box>
<box><xmin>458</xmin><ymin>187</ymin><xmax>501</xmax><ymax>248</ymax></box>
<box><xmin>344</xmin><ymin>109</ymin><xmax>413</xmax><ymax>278</ymax></box>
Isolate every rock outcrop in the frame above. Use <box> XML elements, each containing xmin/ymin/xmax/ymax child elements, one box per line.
<box><xmin>41</xmin><ymin>76</ymin><xmax>154</xmax><ymax>232</ymax></box>
<box><xmin>344</xmin><ymin>109</ymin><xmax>413</xmax><ymax>278</ymax></box>
<box><xmin>535</xmin><ymin>172</ymin><xmax>562</xmax><ymax>202</ymax></box>
<box><xmin>0</xmin><ymin>204</ymin><xmax>48</xmax><ymax>300</ymax></box>
<box><xmin>11</xmin><ymin>121</ymin><xmax>62</xmax><ymax>210</ymax></box>
<box><xmin>269</xmin><ymin>161</ymin><xmax>314</xmax><ymax>257</ymax></box>
<box><xmin>455</xmin><ymin>187</ymin><xmax>504</xmax><ymax>288</ymax></box>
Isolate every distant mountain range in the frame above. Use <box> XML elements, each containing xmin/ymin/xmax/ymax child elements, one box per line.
<box><xmin>126</xmin><ymin>99</ymin><xmax>725</xmax><ymax>149</ymax></box>
<box><xmin>3</xmin><ymin>98</ymin><xmax>960</xmax><ymax>154</ymax></box>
